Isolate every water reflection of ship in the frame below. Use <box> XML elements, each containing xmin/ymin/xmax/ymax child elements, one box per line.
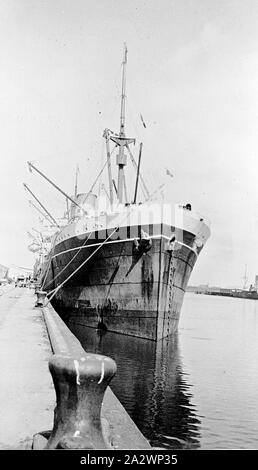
<box><xmin>69</xmin><ymin>321</ymin><xmax>201</xmax><ymax>449</ymax></box>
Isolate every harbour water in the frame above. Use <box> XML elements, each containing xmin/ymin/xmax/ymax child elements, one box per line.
<box><xmin>69</xmin><ymin>293</ymin><xmax>258</xmax><ymax>449</ymax></box>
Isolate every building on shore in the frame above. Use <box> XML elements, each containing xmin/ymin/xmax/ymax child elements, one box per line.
<box><xmin>0</xmin><ymin>264</ymin><xmax>9</xmax><ymax>280</ymax></box>
<box><xmin>187</xmin><ymin>278</ymin><xmax>258</xmax><ymax>300</ymax></box>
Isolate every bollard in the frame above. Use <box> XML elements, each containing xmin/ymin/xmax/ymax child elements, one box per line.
<box><xmin>35</xmin><ymin>290</ymin><xmax>47</xmax><ymax>307</ymax></box>
<box><xmin>33</xmin><ymin>353</ymin><xmax>117</xmax><ymax>449</ymax></box>
<box><xmin>34</xmin><ymin>281</ymin><xmax>41</xmax><ymax>295</ymax></box>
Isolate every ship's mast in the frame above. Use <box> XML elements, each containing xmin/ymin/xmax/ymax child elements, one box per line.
<box><xmin>120</xmin><ymin>43</ymin><xmax>127</xmax><ymax>138</ymax></box>
<box><xmin>243</xmin><ymin>264</ymin><xmax>248</xmax><ymax>290</ymax></box>
<box><xmin>75</xmin><ymin>164</ymin><xmax>79</xmax><ymax>198</ymax></box>
<box><xmin>103</xmin><ymin>129</ymin><xmax>114</xmax><ymax>206</ymax></box>
<box><xmin>110</xmin><ymin>44</ymin><xmax>135</xmax><ymax>203</ymax></box>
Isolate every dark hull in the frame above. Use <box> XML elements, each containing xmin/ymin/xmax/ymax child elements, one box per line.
<box><xmin>44</xmin><ymin>225</ymin><xmax>199</xmax><ymax>340</ymax></box>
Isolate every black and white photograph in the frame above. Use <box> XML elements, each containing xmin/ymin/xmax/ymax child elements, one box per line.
<box><xmin>0</xmin><ymin>0</ymin><xmax>257</xmax><ymax>461</ymax></box>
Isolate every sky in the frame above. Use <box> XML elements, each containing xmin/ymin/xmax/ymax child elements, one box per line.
<box><xmin>0</xmin><ymin>0</ymin><xmax>258</xmax><ymax>287</ymax></box>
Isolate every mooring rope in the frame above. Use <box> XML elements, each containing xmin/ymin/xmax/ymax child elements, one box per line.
<box><xmin>44</xmin><ymin>221</ymin><xmax>123</xmax><ymax>306</ymax></box>
<box><xmin>41</xmin><ymin>233</ymin><xmax>59</xmax><ymax>290</ymax></box>
<box><xmin>41</xmin><ymin>256</ymin><xmax>52</xmax><ymax>290</ymax></box>
<box><xmin>41</xmin><ymin>145</ymin><xmax>117</xmax><ymax>293</ymax></box>
<box><xmin>44</xmin><ymin>183</ymin><xmax>161</xmax><ymax>306</ymax></box>
<box><xmin>43</xmin><ymin>228</ymin><xmax>94</xmax><ymax>290</ymax></box>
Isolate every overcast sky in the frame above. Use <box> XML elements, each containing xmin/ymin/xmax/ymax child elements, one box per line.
<box><xmin>0</xmin><ymin>0</ymin><xmax>258</xmax><ymax>287</ymax></box>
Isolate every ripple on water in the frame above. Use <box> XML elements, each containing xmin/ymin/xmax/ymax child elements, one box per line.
<box><xmin>68</xmin><ymin>294</ymin><xmax>258</xmax><ymax>449</ymax></box>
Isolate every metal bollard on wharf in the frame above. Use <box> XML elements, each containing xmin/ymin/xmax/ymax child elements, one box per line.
<box><xmin>34</xmin><ymin>281</ymin><xmax>41</xmax><ymax>294</ymax></box>
<box><xmin>33</xmin><ymin>302</ymin><xmax>151</xmax><ymax>450</ymax></box>
<box><xmin>33</xmin><ymin>353</ymin><xmax>116</xmax><ymax>449</ymax></box>
<box><xmin>34</xmin><ymin>290</ymin><xmax>47</xmax><ymax>307</ymax></box>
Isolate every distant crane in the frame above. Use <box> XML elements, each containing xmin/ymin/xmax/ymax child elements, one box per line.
<box><xmin>243</xmin><ymin>264</ymin><xmax>248</xmax><ymax>290</ymax></box>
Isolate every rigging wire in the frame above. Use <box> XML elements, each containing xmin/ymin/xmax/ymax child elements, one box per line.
<box><xmin>43</xmin><ymin>229</ymin><xmax>94</xmax><ymax>290</ymax></box>
<box><xmin>98</xmin><ymin>135</ymin><xmax>106</xmax><ymax>198</ymax></box>
<box><xmin>45</xmin><ymin>223</ymin><xmax>121</xmax><ymax>305</ymax></box>
<box><xmin>41</xmin><ymin>232</ymin><xmax>59</xmax><ymax>289</ymax></box>
<box><xmin>44</xmin><ymin>183</ymin><xmax>160</xmax><ymax>306</ymax></box>
<box><xmin>39</xmin><ymin>146</ymin><xmax>117</xmax><ymax>290</ymax></box>
<box><xmin>81</xmin><ymin>145</ymin><xmax>117</xmax><ymax>205</ymax></box>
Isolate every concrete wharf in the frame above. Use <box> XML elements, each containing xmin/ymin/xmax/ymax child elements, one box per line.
<box><xmin>0</xmin><ymin>286</ymin><xmax>150</xmax><ymax>450</ymax></box>
<box><xmin>0</xmin><ymin>286</ymin><xmax>54</xmax><ymax>449</ymax></box>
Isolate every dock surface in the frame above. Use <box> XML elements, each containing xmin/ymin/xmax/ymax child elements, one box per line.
<box><xmin>0</xmin><ymin>286</ymin><xmax>150</xmax><ymax>450</ymax></box>
<box><xmin>0</xmin><ymin>287</ymin><xmax>54</xmax><ymax>449</ymax></box>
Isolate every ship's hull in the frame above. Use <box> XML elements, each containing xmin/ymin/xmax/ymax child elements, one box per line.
<box><xmin>43</xmin><ymin>220</ymin><xmax>206</xmax><ymax>340</ymax></box>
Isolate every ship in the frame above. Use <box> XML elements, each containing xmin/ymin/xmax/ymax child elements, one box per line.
<box><xmin>29</xmin><ymin>46</ymin><xmax>211</xmax><ymax>341</ymax></box>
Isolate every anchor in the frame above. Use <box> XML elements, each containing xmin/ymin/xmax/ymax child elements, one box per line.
<box><xmin>133</xmin><ymin>229</ymin><xmax>152</xmax><ymax>254</ymax></box>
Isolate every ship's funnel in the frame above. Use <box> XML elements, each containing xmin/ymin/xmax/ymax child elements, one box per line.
<box><xmin>70</xmin><ymin>193</ymin><xmax>97</xmax><ymax>218</ymax></box>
